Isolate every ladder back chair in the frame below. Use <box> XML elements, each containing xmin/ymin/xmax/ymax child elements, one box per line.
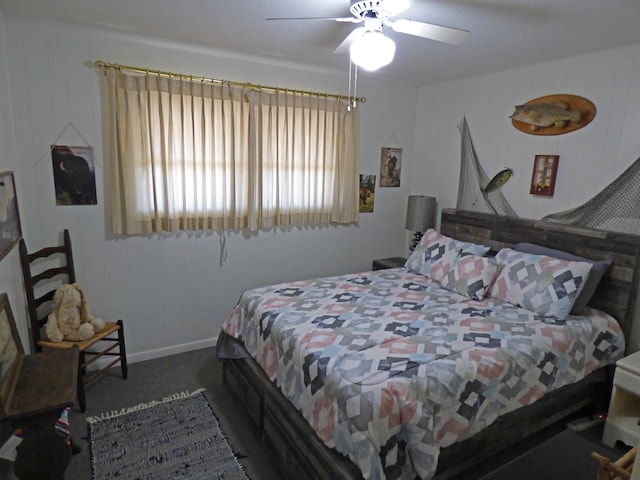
<box><xmin>18</xmin><ymin>229</ymin><xmax>127</xmax><ymax>412</ymax></box>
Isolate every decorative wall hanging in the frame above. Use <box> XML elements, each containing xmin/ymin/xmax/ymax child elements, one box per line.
<box><xmin>457</xmin><ymin>117</ymin><xmax>518</xmax><ymax>216</ymax></box>
<box><xmin>510</xmin><ymin>94</ymin><xmax>596</xmax><ymax>135</ymax></box>
<box><xmin>530</xmin><ymin>155</ymin><xmax>559</xmax><ymax>196</ymax></box>
<box><xmin>51</xmin><ymin>145</ymin><xmax>97</xmax><ymax>205</ymax></box>
<box><xmin>0</xmin><ymin>171</ymin><xmax>21</xmax><ymax>261</ymax></box>
<box><xmin>359</xmin><ymin>174</ymin><xmax>376</xmax><ymax>212</ymax></box>
<box><xmin>380</xmin><ymin>147</ymin><xmax>402</xmax><ymax>187</ymax></box>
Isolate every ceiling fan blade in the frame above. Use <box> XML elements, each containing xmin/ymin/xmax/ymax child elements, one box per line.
<box><xmin>377</xmin><ymin>0</ymin><xmax>411</xmax><ymax>17</ymax></box>
<box><xmin>266</xmin><ymin>16</ymin><xmax>361</xmax><ymax>23</ymax></box>
<box><xmin>388</xmin><ymin>18</ymin><xmax>470</xmax><ymax>45</ymax></box>
<box><xmin>334</xmin><ymin>27</ymin><xmax>366</xmax><ymax>54</ymax></box>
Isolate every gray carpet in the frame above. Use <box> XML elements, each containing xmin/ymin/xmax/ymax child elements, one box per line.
<box><xmin>478</xmin><ymin>428</ymin><xmax>626</xmax><ymax>480</ymax></box>
<box><xmin>0</xmin><ymin>347</ymin><xmax>631</xmax><ymax>479</ymax></box>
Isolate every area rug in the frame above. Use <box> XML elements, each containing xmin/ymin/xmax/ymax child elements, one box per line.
<box><xmin>87</xmin><ymin>389</ymin><xmax>249</xmax><ymax>480</ymax></box>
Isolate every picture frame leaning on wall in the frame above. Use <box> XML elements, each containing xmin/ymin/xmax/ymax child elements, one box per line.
<box><xmin>0</xmin><ymin>171</ymin><xmax>22</xmax><ymax>261</ymax></box>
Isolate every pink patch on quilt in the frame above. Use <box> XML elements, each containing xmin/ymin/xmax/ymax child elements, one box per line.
<box><xmin>312</xmin><ymin>396</ymin><xmax>336</xmax><ymax>442</ymax></box>
<box><xmin>263</xmin><ymin>297</ymin><xmax>295</xmax><ymax>309</ymax></box>
<box><xmin>384</xmin><ymin>339</ymin><xmax>419</xmax><ymax>355</ymax></box>
<box><xmin>379</xmin><ymin>381</ymin><xmax>410</xmax><ymax>430</ymax></box>
<box><xmin>299</xmin><ymin>330</ymin><xmax>338</xmax><ymax>350</ymax></box>
<box><xmin>397</xmin><ymin>290</ymin><xmax>428</xmax><ymax>302</ymax></box>
<box><xmin>459</xmin><ymin>317</ymin><xmax>495</xmax><ymax>332</ymax></box>
<box><xmin>539</xmin><ymin>325</ymin><xmax>572</xmax><ymax>351</ymax></box>
<box><xmin>340</xmin><ymin>283</ymin><xmax>368</xmax><ymax>293</ymax></box>
<box><xmin>519</xmin><ymin>385</ymin><xmax>545</xmax><ymax>405</ymax></box>
<box><xmin>223</xmin><ymin>307</ymin><xmax>243</xmax><ymax>336</ymax></box>
<box><xmin>323</xmin><ymin>303</ymin><xmax>355</xmax><ymax>315</ymax></box>
<box><xmin>467</xmin><ymin>348</ymin><xmax>507</xmax><ymax>379</ymax></box>
<box><xmin>389</xmin><ymin>311</ymin><xmax>422</xmax><ymax>322</ymax></box>
<box><xmin>260</xmin><ymin>340</ymin><xmax>279</xmax><ymax>379</ymax></box>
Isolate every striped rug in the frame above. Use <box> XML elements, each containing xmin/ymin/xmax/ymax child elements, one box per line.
<box><xmin>87</xmin><ymin>389</ymin><xmax>248</xmax><ymax>480</ymax></box>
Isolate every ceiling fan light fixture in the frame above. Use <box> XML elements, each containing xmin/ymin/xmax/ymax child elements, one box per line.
<box><xmin>350</xmin><ymin>30</ymin><xmax>396</xmax><ymax>71</ymax></box>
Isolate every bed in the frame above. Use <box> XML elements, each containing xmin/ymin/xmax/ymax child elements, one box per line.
<box><xmin>217</xmin><ymin>208</ymin><xmax>640</xmax><ymax>480</ymax></box>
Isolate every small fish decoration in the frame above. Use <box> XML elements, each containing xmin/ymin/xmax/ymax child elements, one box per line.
<box><xmin>510</xmin><ymin>102</ymin><xmax>583</xmax><ymax>131</ymax></box>
<box><xmin>484</xmin><ymin>168</ymin><xmax>513</xmax><ymax>193</ymax></box>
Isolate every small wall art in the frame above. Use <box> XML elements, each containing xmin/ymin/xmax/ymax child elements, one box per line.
<box><xmin>530</xmin><ymin>155</ymin><xmax>559</xmax><ymax>197</ymax></box>
<box><xmin>51</xmin><ymin>145</ymin><xmax>97</xmax><ymax>205</ymax></box>
<box><xmin>359</xmin><ymin>174</ymin><xmax>376</xmax><ymax>212</ymax></box>
<box><xmin>380</xmin><ymin>147</ymin><xmax>402</xmax><ymax>187</ymax></box>
<box><xmin>0</xmin><ymin>171</ymin><xmax>22</xmax><ymax>262</ymax></box>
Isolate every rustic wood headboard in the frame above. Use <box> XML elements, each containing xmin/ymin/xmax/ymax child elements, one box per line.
<box><xmin>440</xmin><ymin>208</ymin><xmax>640</xmax><ymax>349</ymax></box>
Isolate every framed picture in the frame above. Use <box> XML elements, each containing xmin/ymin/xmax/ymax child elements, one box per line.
<box><xmin>51</xmin><ymin>145</ymin><xmax>97</xmax><ymax>205</ymax></box>
<box><xmin>530</xmin><ymin>155</ymin><xmax>559</xmax><ymax>197</ymax></box>
<box><xmin>359</xmin><ymin>175</ymin><xmax>376</xmax><ymax>212</ymax></box>
<box><xmin>0</xmin><ymin>293</ymin><xmax>24</xmax><ymax>418</ymax></box>
<box><xmin>0</xmin><ymin>171</ymin><xmax>22</xmax><ymax>261</ymax></box>
<box><xmin>380</xmin><ymin>147</ymin><xmax>402</xmax><ymax>187</ymax></box>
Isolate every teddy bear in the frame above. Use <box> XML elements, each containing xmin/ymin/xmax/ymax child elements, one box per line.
<box><xmin>45</xmin><ymin>283</ymin><xmax>106</xmax><ymax>342</ymax></box>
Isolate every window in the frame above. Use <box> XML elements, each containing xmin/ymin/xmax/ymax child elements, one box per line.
<box><xmin>104</xmin><ymin>69</ymin><xmax>360</xmax><ymax>234</ymax></box>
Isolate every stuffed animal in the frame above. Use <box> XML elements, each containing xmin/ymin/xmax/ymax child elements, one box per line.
<box><xmin>45</xmin><ymin>283</ymin><xmax>106</xmax><ymax>342</ymax></box>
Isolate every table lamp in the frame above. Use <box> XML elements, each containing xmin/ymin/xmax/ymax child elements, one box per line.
<box><xmin>405</xmin><ymin>195</ymin><xmax>436</xmax><ymax>251</ymax></box>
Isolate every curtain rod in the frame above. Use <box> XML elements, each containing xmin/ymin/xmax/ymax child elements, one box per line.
<box><xmin>95</xmin><ymin>60</ymin><xmax>366</xmax><ymax>104</ymax></box>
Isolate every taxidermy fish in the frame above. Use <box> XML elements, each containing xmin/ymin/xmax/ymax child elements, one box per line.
<box><xmin>510</xmin><ymin>102</ymin><xmax>582</xmax><ymax>131</ymax></box>
<box><xmin>484</xmin><ymin>168</ymin><xmax>513</xmax><ymax>193</ymax></box>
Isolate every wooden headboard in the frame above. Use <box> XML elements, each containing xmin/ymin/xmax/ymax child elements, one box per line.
<box><xmin>440</xmin><ymin>208</ymin><xmax>640</xmax><ymax>349</ymax></box>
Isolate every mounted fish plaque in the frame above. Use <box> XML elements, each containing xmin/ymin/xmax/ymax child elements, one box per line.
<box><xmin>510</xmin><ymin>94</ymin><xmax>596</xmax><ymax>136</ymax></box>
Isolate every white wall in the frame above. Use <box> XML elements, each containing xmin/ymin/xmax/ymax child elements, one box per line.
<box><xmin>411</xmin><ymin>42</ymin><xmax>640</xmax><ymax>350</ymax></box>
<box><xmin>0</xmin><ymin>18</ymin><xmax>30</xmax><ymax>350</ymax></box>
<box><xmin>0</xmin><ymin>19</ymin><xmax>418</xmax><ymax>360</ymax></box>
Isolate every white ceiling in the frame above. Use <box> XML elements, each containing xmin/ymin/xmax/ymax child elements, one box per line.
<box><xmin>1</xmin><ymin>0</ymin><xmax>640</xmax><ymax>87</ymax></box>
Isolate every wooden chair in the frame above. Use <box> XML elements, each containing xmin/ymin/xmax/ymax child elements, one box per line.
<box><xmin>592</xmin><ymin>447</ymin><xmax>636</xmax><ymax>480</ymax></box>
<box><xmin>18</xmin><ymin>229</ymin><xmax>127</xmax><ymax>412</ymax></box>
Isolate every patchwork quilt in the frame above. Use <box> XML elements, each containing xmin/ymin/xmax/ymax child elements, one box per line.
<box><xmin>221</xmin><ymin>268</ymin><xmax>624</xmax><ymax>480</ymax></box>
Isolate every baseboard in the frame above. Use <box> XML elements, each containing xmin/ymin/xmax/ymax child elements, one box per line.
<box><xmin>128</xmin><ymin>337</ymin><xmax>218</xmax><ymax>364</ymax></box>
<box><xmin>89</xmin><ymin>336</ymin><xmax>218</xmax><ymax>371</ymax></box>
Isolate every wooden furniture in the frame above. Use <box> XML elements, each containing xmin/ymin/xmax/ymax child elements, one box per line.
<box><xmin>371</xmin><ymin>256</ymin><xmax>406</xmax><ymax>270</ymax></box>
<box><xmin>592</xmin><ymin>447</ymin><xmax>636</xmax><ymax>480</ymax></box>
<box><xmin>603</xmin><ymin>351</ymin><xmax>640</xmax><ymax>448</ymax></box>
<box><xmin>0</xmin><ymin>293</ymin><xmax>79</xmax><ymax>480</ymax></box>
<box><xmin>18</xmin><ymin>229</ymin><xmax>127</xmax><ymax>412</ymax></box>
<box><xmin>222</xmin><ymin>209</ymin><xmax>640</xmax><ymax>480</ymax></box>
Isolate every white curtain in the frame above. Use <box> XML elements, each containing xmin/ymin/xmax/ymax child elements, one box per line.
<box><xmin>105</xmin><ymin>70</ymin><xmax>360</xmax><ymax>234</ymax></box>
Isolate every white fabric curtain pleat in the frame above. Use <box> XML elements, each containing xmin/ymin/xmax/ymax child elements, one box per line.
<box><xmin>106</xmin><ymin>70</ymin><xmax>359</xmax><ymax>234</ymax></box>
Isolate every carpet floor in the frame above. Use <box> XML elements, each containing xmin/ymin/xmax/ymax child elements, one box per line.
<box><xmin>0</xmin><ymin>347</ymin><xmax>632</xmax><ymax>479</ymax></box>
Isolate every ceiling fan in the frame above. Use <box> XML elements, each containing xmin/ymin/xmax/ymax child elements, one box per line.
<box><xmin>267</xmin><ymin>0</ymin><xmax>470</xmax><ymax>71</ymax></box>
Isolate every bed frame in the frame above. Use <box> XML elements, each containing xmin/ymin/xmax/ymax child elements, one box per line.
<box><xmin>222</xmin><ymin>209</ymin><xmax>640</xmax><ymax>479</ymax></box>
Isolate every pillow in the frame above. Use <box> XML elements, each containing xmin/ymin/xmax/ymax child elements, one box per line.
<box><xmin>488</xmin><ymin>248</ymin><xmax>592</xmax><ymax>319</ymax></box>
<box><xmin>404</xmin><ymin>229</ymin><xmax>491</xmax><ymax>277</ymax></box>
<box><xmin>513</xmin><ymin>243</ymin><xmax>612</xmax><ymax>314</ymax></box>
<box><xmin>431</xmin><ymin>250</ymin><xmax>499</xmax><ymax>301</ymax></box>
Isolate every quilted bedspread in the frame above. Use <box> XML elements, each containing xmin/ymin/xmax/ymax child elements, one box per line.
<box><xmin>221</xmin><ymin>268</ymin><xmax>624</xmax><ymax>480</ymax></box>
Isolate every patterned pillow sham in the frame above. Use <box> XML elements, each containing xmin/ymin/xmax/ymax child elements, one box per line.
<box><xmin>430</xmin><ymin>250</ymin><xmax>499</xmax><ymax>300</ymax></box>
<box><xmin>488</xmin><ymin>248</ymin><xmax>593</xmax><ymax>318</ymax></box>
<box><xmin>404</xmin><ymin>229</ymin><xmax>491</xmax><ymax>277</ymax></box>
<box><xmin>512</xmin><ymin>242</ymin><xmax>612</xmax><ymax>315</ymax></box>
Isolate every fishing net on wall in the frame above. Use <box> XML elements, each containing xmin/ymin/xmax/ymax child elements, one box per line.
<box><xmin>542</xmin><ymin>157</ymin><xmax>640</xmax><ymax>234</ymax></box>
<box><xmin>457</xmin><ymin>117</ymin><xmax>518</xmax><ymax>216</ymax></box>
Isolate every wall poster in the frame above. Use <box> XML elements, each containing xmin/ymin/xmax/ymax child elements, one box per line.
<box><xmin>51</xmin><ymin>145</ymin><xmax>97</xmax><ymax>205</ymax></box>
<box><xmin>359</xmin><ymin>175</ymin><xmax>376</xmax><ymax>212</ymax></box>
<box><xmin>380</xmin><ymin>147</ymin><xmax>402</xmax><ymax>187</ymax></box>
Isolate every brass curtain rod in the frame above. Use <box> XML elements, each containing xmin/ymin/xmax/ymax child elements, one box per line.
<box><xmin>95</xmin><ymin>60</ymin><xmax>366</xmax><ymax>104</ymax></box>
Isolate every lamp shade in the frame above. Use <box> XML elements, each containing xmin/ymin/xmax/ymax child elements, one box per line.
<box><xmin>350</xmin><ymin>31</ymin><xmax>396</xmax><ymax>72</ymax></box>
<box><xmin>405</xmin><ymin>195</ymin><xmax>436</xmax><ymax>233</ymax></box>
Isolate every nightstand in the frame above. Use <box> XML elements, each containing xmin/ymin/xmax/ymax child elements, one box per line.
<box><xmin>603</xmin><ymin>350</ymin><xmax>640</xmax><ymax>448</ymax></box>
<box><xmin>372</xmin><ymin>257</ymin><xmax>407</xmax><ymax>270</ymax></box>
